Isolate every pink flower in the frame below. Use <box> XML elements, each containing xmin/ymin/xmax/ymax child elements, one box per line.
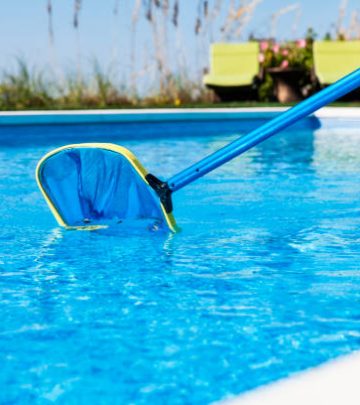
<box><xmin>282</xmin><ymin>49</ymin><xmax>289</xmax><ymax>56</ymax></box>
<box><xmin>258</xmin><ymin>53</ymin><xmax>265</xmax><ymax>63</ymax></box>
<box><xmin>297</xmin><ymin>39</ymin><xmax>306</xmax><ymax>48</ymax></box>
<box><xmin>260</xmin><ymin>41</ymin><xmax>269</xmax><ymax>51</ymax></box>
<box><xmin>281</xmin><ymin>59</ymin><xmax>289</xmax><ymax>68</ymax></box>
<box><xmin>272</xmin><ymin>44</ymin><xmax>280</xmax><ymax>53</ymax></box>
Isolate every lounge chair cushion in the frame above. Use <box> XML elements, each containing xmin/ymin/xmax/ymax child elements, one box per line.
<box><xmin>203</xmin><ymin>42</ymin><xmax>259</xmax><ymax>87</ymax></box>
<box><xmin>314</xmin><ymin>41</ymin><xmax>360</xmax><ymax>84</ymax></box>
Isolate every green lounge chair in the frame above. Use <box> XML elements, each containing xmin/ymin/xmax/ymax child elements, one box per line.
<box><xmin>203</xmin><ymin>42</ymin><xmax>260</xmax><ymax>100</ymax></box>
<box><xmin>313</xmin><ymin>40</ymin><xmax>360</xmax><ymax>84</ymax></box>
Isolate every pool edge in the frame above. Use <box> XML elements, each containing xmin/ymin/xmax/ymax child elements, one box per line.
<box><xmin>219</xmin><ymin>350</ymin><xmax>360</xmax><ymax>405</ymax></box>
<box><xmin>0</xmin><ymin>107</ymin><xmax>359</xmax><ymax>126</ymax></box>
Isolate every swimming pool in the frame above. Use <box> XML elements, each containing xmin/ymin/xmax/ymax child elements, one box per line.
<box><xmin>1</xmin><ymin>111</ymin><xmax>360</xmax><ymax>403</ymax></box>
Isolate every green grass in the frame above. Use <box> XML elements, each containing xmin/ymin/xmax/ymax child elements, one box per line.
<box><xmin>0</xmin><ymin>60</ymin><xmax>359</xmax><ymax>111</ymax></box>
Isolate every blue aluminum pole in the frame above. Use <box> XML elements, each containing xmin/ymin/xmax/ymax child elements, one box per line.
<box><xmin>168</xmin><ymin>68</ymin><xmax>360</xmax><ymax>192</ymax></box>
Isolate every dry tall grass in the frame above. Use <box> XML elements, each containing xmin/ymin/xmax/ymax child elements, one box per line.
<box><xmin>68</xmin><ymin>0</ymin><xmax>261</xmax><ymax>99</ymax></box>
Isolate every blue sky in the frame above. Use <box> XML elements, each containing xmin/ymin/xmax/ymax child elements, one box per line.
<box><xmin>0</xmin><ymin>0</ymin><xmax>358</xmax><ymax>88</ymax></box>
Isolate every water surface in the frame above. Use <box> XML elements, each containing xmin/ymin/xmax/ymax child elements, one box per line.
<box><xmin>1</xmin><ymin>119</ymin><xmax>360</xmax><ymax>404</ymax></box>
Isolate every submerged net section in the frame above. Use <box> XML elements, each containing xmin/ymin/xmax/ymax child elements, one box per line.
<box><xmin>37</xmin><ymin>146</ymin><xmax>168</xmax><ymax>230</ymax></box>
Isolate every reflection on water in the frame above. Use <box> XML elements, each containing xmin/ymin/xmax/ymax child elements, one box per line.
<box><xmin>1</xmin><ymin>119</ymin><xmax>360</xmax><ymax>404</ymax></box>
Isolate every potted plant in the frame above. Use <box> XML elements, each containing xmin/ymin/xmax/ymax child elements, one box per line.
<box><xmin>259</xmin><ymin>38</ymin><xmax>313</xmax><ymax>103</ymax></box>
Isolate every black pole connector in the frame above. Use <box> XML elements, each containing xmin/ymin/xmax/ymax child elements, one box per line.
<box><xmin>145</xmin><ymin>173</ymin><xmax>173</xmax><ymax>214</ymax></box>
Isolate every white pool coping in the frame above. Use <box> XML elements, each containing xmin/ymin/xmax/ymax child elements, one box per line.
<box><xmin>0</xmin><ymin>106</ymin><xmax>359</xmax><ymax>115</ymax></box>
<box><xmin>0</xmin><ymin>107</ymin><xmax>359</xmax><ymax>125</ymax></box>
<box><xmin>221</xmin><ymin>351</ymin><xmax>360</xmax><ymax>405</ymax></box>
<box><xmin>0</xmin><ymin>107</ymin><xmax>291</xmax><ymax>116</ymax></box>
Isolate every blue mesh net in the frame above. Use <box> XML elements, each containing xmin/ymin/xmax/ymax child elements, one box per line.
<box><xmin>38</xmin><ymin>147</ymin><xmax>167</xmax><ymax>229</ymax></box>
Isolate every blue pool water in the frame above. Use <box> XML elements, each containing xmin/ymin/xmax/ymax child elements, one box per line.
<box><xmin>1</xmin><ymin>116</ymin><xmax>360</xmax><ymax>404</ymax></box>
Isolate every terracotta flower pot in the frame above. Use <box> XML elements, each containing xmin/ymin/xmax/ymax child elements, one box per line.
<box><xmin>267</xmin><ymin>67</ymin><xmax>305</xmax><ymax>103</ymax></box>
